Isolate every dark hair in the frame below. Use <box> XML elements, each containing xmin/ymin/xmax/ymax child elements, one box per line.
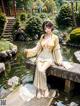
<box><xmin>42</xmin><ymin>21</ymin><xmax>54</xmax><ymax>32</ymax></box>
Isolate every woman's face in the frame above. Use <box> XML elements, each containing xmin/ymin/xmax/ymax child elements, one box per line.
<box><xmin>44</xmin><ymin>26</ymin><xmax>52</xmax><ymax>34</ymax></box>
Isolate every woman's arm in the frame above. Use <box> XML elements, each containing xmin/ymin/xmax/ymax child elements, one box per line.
<box><xmin>24</xmin><ymin>41</ymin><xmax>41</xmax><ymax>58</ymax></box>
<box><xmin>53</xmin><ymin>36</ymin><xmax>63</xmax><ymax>65</ymax></box>
<box><xmin>24</xmin><ymin>34</ymin><xmax>44</xmax><ymax>58</ymax></box>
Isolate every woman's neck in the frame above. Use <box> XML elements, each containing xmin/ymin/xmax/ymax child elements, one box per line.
<box><xmin>45</xmin><ymin>32</ymin><xmax>52</xmax><ymax>38</ymax></box>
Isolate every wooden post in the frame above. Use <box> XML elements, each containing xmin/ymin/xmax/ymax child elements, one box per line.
<box><xmin>76</xmin><ymin>2</ymin><xmax>78</xmax><ymax>12</ymax></box>
<box><xmin>71</xmin><ymin>1</ymin><xmax>77</xmax><ymax>28</ymax></box>
<box><xmin>1</xmin><ymin>0</ymin><xmax>5</xmax><ymax>14</ymax></box>
<box><xmin>13</xmin><ymin>0</ymin><xmax>16</xmax><ymax>17</ymax></box>
<box><xmin>64</xmin><ymin>80</ymin><xmax>75</xmax><ymax>93</ymax></box>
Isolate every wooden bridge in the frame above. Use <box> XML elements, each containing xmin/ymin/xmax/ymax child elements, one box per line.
<box><xmin>25</xmin><ymin>58</ymin><xmax>80</xmax><ymax>93</ymax></box>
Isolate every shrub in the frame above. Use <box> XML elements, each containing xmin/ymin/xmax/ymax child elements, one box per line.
<box><xmin>20</xmin><ymin>13</ymin><xmax>26</xmax><ymax>21</ymax></box>
<box><xmin>56</xmin><ymin>4</ymin><xmax>72</xmax><ymax>30</ymax></box>
<box><xmin>27</xmin><ymin>13</ymin><xmax>32</xmax><ymax>19</ymax></box>
<box><xmin>70</xmin><ymin>28</ymin><xmax>80</xmax><ymax>44</ymax></box>
<box><xmin>39</xmin><ymin>13</ymin><xmax>48</xmax><ymax>19</ymax></box>
<box><xmin>0</xmin><ymin>13</ymin><xmax>6</xmax><ymax>36</ymax></box>
<box><xmin>13</xmin><ymin>19</ymin><xmax>20</xmax><ymax>31</ymax></box>
<box><xmin>25</xmin><ymin>16</ymin><xmax>43</xmax><ymax>39</ymax></box>
<box><xmin>76</xmin><ymin>11</ymin><xmax>80</xmax><ymax>27</ymax></box>
<box><xmin>42</xmin><ymin>6</ymin><xmax>47</xmax><ymax>12</ymax></box>
<box><xmin>0</xmin><ymin>40</ymin><xmax>13</xmax><ymax>51</ymax></box>
<box><xmin>13</xmin><ymin>18</ymin><xmax>27</xmax><ymax>41</ymax></box>
<box><xmin>44</xmin><ymin>0</ymin><xmax>57</xmax><ymax>14</ymax></box>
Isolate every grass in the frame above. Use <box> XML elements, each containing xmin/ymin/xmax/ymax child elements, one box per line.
<box><xmin>0</xmin><ymin>39</ymin><xmax>12</xmax><ymax>51</ymax></box>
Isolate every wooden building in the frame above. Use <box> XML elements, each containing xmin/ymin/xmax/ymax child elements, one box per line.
<box><xmin>0</xmin><ymin>0</ymin><xmax>10</xmax><ymax>16</ymax></box>
<box><xmin>0</xmin><ymin>0</ymin><xmax>16</xmax><ymax>16</ymax></box>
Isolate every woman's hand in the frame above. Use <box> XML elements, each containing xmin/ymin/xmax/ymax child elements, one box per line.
<box><xmin>55</xmin><ymin>62</ymin><xmax>63</xmax><ymax>66</ymax></box>
<box><xmin>24</xmin><ymin>49</ymin><xmax>28</xmax><ymax>57</ymax></box>
<box><xmin>24</xmin><ymin>49</ymin><xmax>28</xmax><ymax>53</ymax></box>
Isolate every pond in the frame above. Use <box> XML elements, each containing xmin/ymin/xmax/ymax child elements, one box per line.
<box><xmin>0</xmin><ymin>41</ymin><xmax>80</xmax><ymax>105</ymax></box>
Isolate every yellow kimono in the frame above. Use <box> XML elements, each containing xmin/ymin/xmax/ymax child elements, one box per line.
<box><xmin>24</xmin><ymin>34</ymin><xmax>62</xmax><ymax>91</ymax></box>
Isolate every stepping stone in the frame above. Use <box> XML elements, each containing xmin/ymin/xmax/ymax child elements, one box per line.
<box><xmin>5</xmin><ymin>85</ymin><xmax>56</xmax><ymax>106</ymax></box>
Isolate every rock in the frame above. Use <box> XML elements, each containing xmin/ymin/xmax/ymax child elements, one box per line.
<box><xmin>12</xmin><ymin>45</ymin><xmax>17</xmax><ymax>53</ymax></box>
<box><xmin>74</xmin><ymin>51</ymin><xmax>80</xmax><ymax>62</ymax></box>
<box><xmin>0</xmin><ymin>63</ymin><xmax>5</xmax><ymax>73</ymax></box>
<box><xmin>6</xmin><ymin>50</ymin><xmax>12</xmax><ymax>58</ymax></box>
<box><xmin>13</xmin><ymin>29</ymin><xmax>27</xmax><ymax>41</ymax></box>
<box><xmin>0</xmin><ymin>51</ymin><xmax>8</xmax><ymax>58</ymax></box>
<box><xmin>19</xmin><ymin>84</ymin><xmax>36</xmax><ymax>101</ymax></box>
<box><xmin>0</xmin><ymin>86</ymin><xmax>7</xmax><ymax>98</ymax></box>
<box><xmin>11</xmin><ymin>51</ymin><xmax>16</xmax><ymax>57</ymax></box>
<box><xmin>69</xmin><ymin>102</ymin><xmax>78</xmax><ymax>106</ymax></box>
<box><xmin>0</xmin><ymin>43</ymin><xmax>17</xmax><ymax>62</ymax></box>
<box><xmin>8</xmin><ymin>76</ymin><xmax>20</xmax><ymax>87</ymax></box>
<box><xmin>21</xmin><ymin>75</ymin><xmax>33</xmax><ymax>84</ymax></box>
<box><xmin>61</xmin><ymin>41</ymin><xmax>66</xmax><ymax>46</ymax></box>
<box><xmin>54</xmin><ymin>101</ymin><xmax>65</xmax><ymax>106</ymax></box>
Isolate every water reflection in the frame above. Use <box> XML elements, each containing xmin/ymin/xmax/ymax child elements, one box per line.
<box><xmin>61</xmin><ymin>46</ymin><xmax>79</xmax><ymax>62</ymax></box>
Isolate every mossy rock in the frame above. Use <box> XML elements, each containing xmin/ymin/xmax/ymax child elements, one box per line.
<box><xmin>0</xmin><ymin>40</ymin><xmax>17</xmax><ymax>62</ymax></box>
<box><xmin>70</xmin><ymin>28</ymin><xmax>80</xmax><ymax>44</ymax></box>
<box><xmin>0</xmin><ymin>40</ymin><xmax>12</xmax><ymax>51</ymax></box>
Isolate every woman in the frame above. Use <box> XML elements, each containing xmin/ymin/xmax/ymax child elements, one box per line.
<box><xmin>24</xmin><ymin>20</ymin><xmax>63</xmax><ymax>98</ymax></box>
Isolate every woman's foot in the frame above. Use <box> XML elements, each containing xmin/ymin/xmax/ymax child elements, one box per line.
<box><xmin>36</xmin><ymin>89</ymin><xmax>49</xmax><ymax>98</ymax></box>
<box><xmin>41</xmin><ymin>89</ymin><xmax>49</xmax><ymax>97</ymax></box>
<box><xmin>44</xmin><ymin>89</ymin><xmax>49</xmax><ymax>97</ymax></box>
<box><xmin>36</xmin><ymin>89</ymin><xmax>42</xmax><ymax>99</ymax></box>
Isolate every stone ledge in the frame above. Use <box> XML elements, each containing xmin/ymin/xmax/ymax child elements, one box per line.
<box><xmin>25</xmin><ymin>58</ymin><xmax>80</xmax><ymax>83</ymax></box>
<box><xmin>74</xmin><ymin>50</ymin><xmax>80</xmax><ymax>63</ymax></box>
<box><xmin>25</xmin><ymin>59</ymin><xmax>80</xmax><ymax>93</ymax></box>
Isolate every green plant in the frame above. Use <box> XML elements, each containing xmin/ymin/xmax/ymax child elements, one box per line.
<box><xmin>39</xmin><ymin>13</ymin><xmax>48</xmax><ymax>19</ymax></box>
<box><xmin>69</xmin><ymin>28</ymin><xmax>80</xmax><ymax>44</ymax></box>
<box><xmin>0</xmin><ymin>40</ymin><xmax>13</xmax><ymax>51</ymax></box>
<box><xmin>25</xmin><ymin>16</ymin><xmax>43</xmax><ymax>39</ymax></box>
<box><xmin>76</xmin><ymin>11</ymin><xmax>80</xmax><ymax>27</ymax></box>
<box><xmin>20</xmin><ymin>13</ymin><xmax>26</xmax><ymax>21</ymax></box>
<box><xmin>0</xmin><ymin>13</ymin><xmax>6</xmax><ymax>36</ymax></box>
<box><xmin>13</xmin><ymin>19</ymin><xmax>20</xmax><ymax>30</ymax></box>
<box><xmin>56</xmin><ymin>4</ymin><xmax>72</xmax><ymax>30</ymax></box>
<box><xmin>23</xmin><ymin>0</ymin><xmax>34</xmax><ymax>11</ymax></box>
<box><xmin>44</xmin><ymin>0</ymin><xmax>57</xmax><ymax>14</ymax></box>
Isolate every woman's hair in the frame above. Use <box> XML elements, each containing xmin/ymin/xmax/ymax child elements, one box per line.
<box><xmin>42</xmin><ymin>20</ymin><xmax>54</xmax><ymax>32</ymax></box>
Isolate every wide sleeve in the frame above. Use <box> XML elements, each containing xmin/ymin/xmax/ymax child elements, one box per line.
<box><xmin>53</xmin><ymin>36</ymin><xmax>63</xmax><ymax>65</ymax></box>
<box><xmin>24</xmin><ymin>39</ymin><xmax>42</xmax><ymax>58</ymax></box>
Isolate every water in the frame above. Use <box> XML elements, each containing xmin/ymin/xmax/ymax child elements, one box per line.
<box><xmin>0</xmin><ymin>41</ymin><xmax>80</xmax><ymax>105</ymax></box>
<box><xmin>0</xmin><ymin>41</ymin><xmax>36</xmax><ymax>89</ymax></box>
